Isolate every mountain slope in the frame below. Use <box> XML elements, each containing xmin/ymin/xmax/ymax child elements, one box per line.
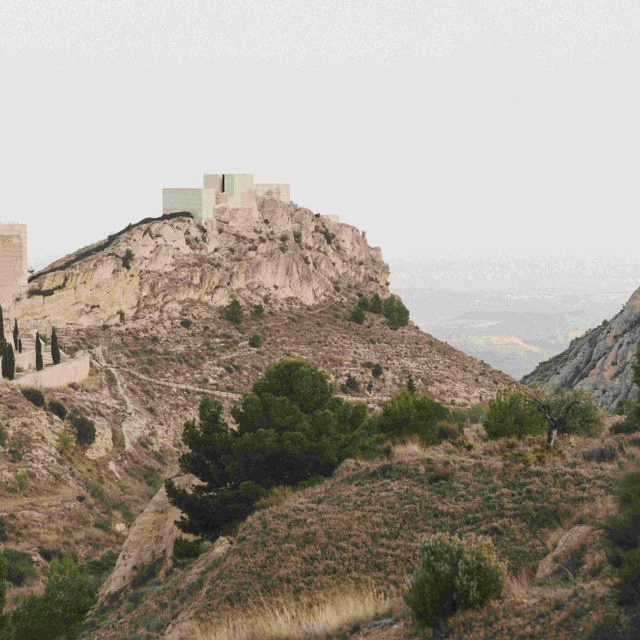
<box><xmin>522</xmin><ymin>286</ymin><xmax>640</xmax><ymax>411</ymax></box>
<box><xmin>0</xmin><ymin>197</ymin><xmax>514</xmax><ymax>620</ymax></box>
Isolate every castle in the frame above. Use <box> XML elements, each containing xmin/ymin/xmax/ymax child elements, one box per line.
<box><xmin>162</xmin><ymin>173</ymin><xmax>291</xmax><ymax>222</ymax></box>
<box><xmin>0</xmin><ymin>223</ymin><xmax>28</xmax><ymax>309</ymax></box>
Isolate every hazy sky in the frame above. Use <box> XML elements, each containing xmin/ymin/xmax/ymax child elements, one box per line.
<box><xmin>1</xmin><ymin>1</ymin><xmax>639</xmax><ymax>269</ymax></box>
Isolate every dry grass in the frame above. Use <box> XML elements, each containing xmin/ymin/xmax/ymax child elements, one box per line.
<box><xmin>193</xmin><ymin>585</ymin><xmax>392</xmax><ymax>640</ymax></box>
<box><xmin>504</xmin><ymin>571</ymin><xmax>533</xmax><ymax>601</ymax></box>
<box><xmin>391</xmin><ymin>438</ymin><xmax>431</xmax><ymax>463</ymax></box>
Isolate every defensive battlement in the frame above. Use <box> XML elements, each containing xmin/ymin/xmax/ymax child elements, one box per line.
<box><xmin>163</xmin><ymin>173</ymin><xmax>291</xmax><ymax>222</ymax></box>
<box><xmin>0</xmin><ymin>223</ymin><xmax>28</xmax><ymax>309</ymax></box>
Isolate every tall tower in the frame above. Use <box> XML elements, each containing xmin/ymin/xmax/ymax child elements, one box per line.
<box><xmin>0</xmin><ymin>223</ymin><xmax>28</xmax><ymax>309</ymax></box>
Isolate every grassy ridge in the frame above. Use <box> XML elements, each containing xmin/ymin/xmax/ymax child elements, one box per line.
<box><xmin>87</xmin><ymin>435</ymin><xmax>633</xmax><ymax>638</ymax></box>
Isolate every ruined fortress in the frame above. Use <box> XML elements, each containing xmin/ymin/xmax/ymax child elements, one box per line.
<box><xmin>0</xmin><ymin>223</ymin><xmax>28</xmax><ymax>309</ymax></box>
<box><xmin>163</xmin><ymin>173</ymin><xmax>291</xmax><ymax>222</ymax></box>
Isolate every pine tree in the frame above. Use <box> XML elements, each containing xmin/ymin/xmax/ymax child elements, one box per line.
<box><xmin>51</xmin><ymin>327</ymin><xmax>61</xmax><ymax>365</ymax></box>
<box><xmin>407</xmin><ymin>376</ymin><xmax>416</xmax><ymax>394</ymax></box>
<box><xmin>35</xmin><ymin>332</ymin><xmax>43</xmax><ymax>371</ymax></box>
<box><xmin>12</xmin><ymin>319</ymin><xmax>19</xmax><ymax>350</ymax></box>
<box><xmin>4</xmin><ymin>345</ymin><xmax>15</xmax><ymax>380</ymax></box>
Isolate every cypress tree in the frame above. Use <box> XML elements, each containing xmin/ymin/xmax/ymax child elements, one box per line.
<box><xmin>0</xmin><ymin>305</ymin><xmax>4</xmax><ymax>342</ymax></box>
<box><xmin>4</xmin><ymin>345</ymin><xmax>15</xmax><ymax>380</ymax></box>
<box><xmin>35</xmin><ymin>332</ymin><xmax>43</xmax><ymax>372</ymax></box>
<box><xmin>1</xmin><ymin>344</ymin><xmax>6</xmax><ymax>379</ymax></box>
<box><xmin>18</xmin><ymin>337</ymin><xmax>22</xmax><ymax>354</ymax></box>
<box><xmin>51</xmin><ymin>327</ymin><xmax>61</xmax><ymax>365</ymax></box>
<box><xmin>12</xmin><ymin>319</ymin><xmax>19</xmax><ymax>350</ymax></box>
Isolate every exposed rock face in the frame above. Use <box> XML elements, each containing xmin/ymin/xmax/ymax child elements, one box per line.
<box><xmin>17</xmin><ymin>198</ymin><xmax>389</xmax><ymax>331</ymax></box>
<box><xmin>522</xmin><ymin>287</ymin><xmax>640</xmax><ymax>412</ymax></box>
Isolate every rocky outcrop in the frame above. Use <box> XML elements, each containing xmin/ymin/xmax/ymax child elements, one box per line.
<box><xmin>17</xmin><ymin>198</ymin><xmax>390</xmax><ymax>331</ymax></box>
<box><xmin>522</xmin><ymin>287</ymin><xmax>640</xmax><ymax>412</ymax></box>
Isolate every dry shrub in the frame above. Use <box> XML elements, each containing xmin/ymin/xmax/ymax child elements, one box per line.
<box><xmin>193</xmin><ymin>585</ymin><xmax>390</xmax><ymax>640</ymax></box>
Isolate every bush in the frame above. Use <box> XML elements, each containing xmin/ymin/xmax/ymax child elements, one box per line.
<box><xmin>4</xmin><ymin>548</ymin><xmax>36</xmax><ymax>586</ymax></box>
<box><xmin>223</xmin><ymin>299</ymin><xmax>243</xmax><ymax>326</ymax></box>
<box><xmin>377</xmin><ymin>389</ymin><xmax>449</xmax><ymax>445</ymax></box>
<box><xmin>371</xmin><ymin>363</ymin><xmax>383</xmax><ymax>378</ymax></box>
<box><xmin>47</xmin><ymin>399</ymin><xmax>67</xmax><ymax>421</ymax></box>
<box><xmin>248</xmin><ymin>334</ymin><xmax>262</xmax><ymax>348</ymax></box>
<box><xmin>348</xmin><ymin>306</ymin><xmax>365</xmax><ymax>324</ymax></box>
<box><xmin>122</xmin><ymin>249</ymin><xmax>134</xmax><ymax>270</ymax></box>
<box><xmin>382</xmin><ymin>296</ymin><xmax>410</xmax><ymax>330</ymax></box>
<box><xmin>484</xmin><ymin>391</ymin><xmax>546</xmax><ymax>439</ymax></box>
<box><xmin>604</xmin><ymin>471</ymin><xmax>640</xmax><ymax>607</ymax></box>
<box><xmin>405</xmin><ymin>533</ymin><xmax>504</xmax><ymax>630</ymax></box>
<box><xmin>172</xmin><ymin>537</ymin><xmax>203</xmax><ymax>566</ymax></box>
<box><xmin>252</xmin><ymin>304</ymin><xmax>265</xmax><ymax>320</ymax></box>
<box><xmin>20</xmin><ymin>387</ymin><xmax>44</xmax><ymax>408</ymax></box>
<box><xmin>70</xmin><ymin>413</ymin><xmax>96</xmax><ymax>445</ymax></box>
<box><xmin>10</xmin><ymin>555</ymin><xmax>99</xmax><ymax>640</ymax></box>
<box><xmin>179</xmin><ymin>318</ymin><xmax>192</xmax><ymax>329</ymax></box>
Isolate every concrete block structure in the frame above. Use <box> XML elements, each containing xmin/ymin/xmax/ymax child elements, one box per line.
<box><xmin>163</xmin><ymin>173</ymin><xmax>291</xmax><ymax>222</ymax></box>
<box><xmin>0</xmin><ymin>224</ymin><xmax>28</xmax><ymax>308</ymax></box>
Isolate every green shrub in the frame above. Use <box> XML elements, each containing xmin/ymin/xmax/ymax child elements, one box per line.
<box><xmin>47</xmin><ymin>399</ymin><xmax>67</xmax><ymax>421</ymax></box>
<box><xmin>248</xmin><ymin>334</ymin><xmax>262</xmax><ymax>348</ymax></box>
<box><xmin>382</xmin><ymin>295</ymin><xmax>410</xmax><ymax>330</ymax></box>
<box><xmin>348</xmin><ymin>306</ymin><xmax>365</xmax><ymax>324</ymax></box>
<box><xmin>484</xmin><ymin>391</ymin><xmax>545</xmax><ymax>439</ymax></box>
<box><xmin>70</xmin><ymin>413</ymin><xmax>96</xmax><ymax>445</ymax></box>
<box><xmin>10</xmin><ymin>555</ymin><xmax>98</xmax><ymax>640</ymax></box>
<box><xmin>4</xmin><ymin>548</ymin><xmax>36</xmax><ymax>586</ymax></box>
<box><xmin>604</xmin><ymin>470</ymin><xmax>640</xmax><ymax>607</ymax></box>
<box><xmin>377</xmin><ymin>389</ymin><xmax>449</xmax><ymax>445</ymax></box>
<box><xmin>223</xmin><ymin>299</ymin><xmax>243</xmax><ymax>326</ymax></box>
<box><xmin>122</xmin><ymin>249</ymin><xmax>134</xmax><ymax>270</ymax></box>
<box><xmin>172</xmin><ymin>537</ymin><xmax>203</xmax><ymax>566</ymax></box>
<box><xmin>405</xmin><ymin>533</ymin><xmax>504</xmax><ymax>630</ymax></box>
<box><xmin>371</xmin><ymin>363</ymin><xmax>383</xmax><ymax>378</ymax></box>
<box><xmin>20</xmin><ymin>387</ymin><xmax>44</xmax><ymax>408</ymax></box>
<box><xmin>179</xmin><ymin>318</ymin><xmax>192</xmax><ymax>329</ymax></box>
<box><xmin>252</xmin><ymin>304</ymin><xmax>265</xmax><ymax>320</ymax></box>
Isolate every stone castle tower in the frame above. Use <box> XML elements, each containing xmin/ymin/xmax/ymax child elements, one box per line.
<box><xmin>0</xmin><ymin>223</ymin><xmax>28</xmax><ymax>309</ymax></box>
<box><xmin>162</xmin><ymin>173</ymin><xmax>290</xmax><ymax>222</ymax></box>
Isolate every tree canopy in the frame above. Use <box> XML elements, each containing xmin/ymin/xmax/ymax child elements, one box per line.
<box><xmin>166</xmin><ymin>359</ymin><xmax>373</xmax><ymax>539</ymax></box>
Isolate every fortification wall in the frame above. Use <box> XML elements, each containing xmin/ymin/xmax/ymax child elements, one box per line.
<box><xmin>255</xmin><ymin>183</ymin><xmax>291</xmax><ymax>202</ymax></box>
<box><xmin>14</xmin><ymin>353</ymin><xmax>90</xmax><ymax>389</ymax></box>
<box><xmin>0</xmin><ymin>224</ymin><xmax>28</xmax><ymax>308</ymax></box>
<box><xmin>162</xmin><ymin>189</ymin><xmax>202</xmax><ymax>218</ymax></box>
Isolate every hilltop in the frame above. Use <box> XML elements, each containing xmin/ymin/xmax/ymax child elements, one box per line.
<box><xmin>523</xmin><ymin>286</ymin><xmax>640</xmax><ymax>412</ymax></box>
<box><xmin>0</xmin><ymin>197</ymin><xmax>514</xmax><ymax>622</ymax></box>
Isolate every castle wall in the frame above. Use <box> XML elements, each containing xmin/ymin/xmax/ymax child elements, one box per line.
<box><xmin>222</xmin><ymin>174</ymin><xmax>256</xmax><ymax>208</ymax></box>
<box><xmin>13</xmin><ymin>352</ymin><xmax>90</xmax><ymax>389</ymax></box>
<box><xmin>162</xmin><ymin>189</ymin><xmax>202</xmax><ymax>218</ymax></box>
<box><xmin>0</xmin><ymin>224</ymin><xmax>28</xmax><ymax>309</ymax></box>
<box><xmin>255</xmin><ymin>183</ymin><xmax>291</xmax><ymax>203</ymax></box>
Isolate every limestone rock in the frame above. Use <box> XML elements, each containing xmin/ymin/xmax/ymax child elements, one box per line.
<box><xmin>523</xmin><ymin>287</ymin><xmax>640</xmax><ymax>411</ymax></box>
<box><xmin>535</xmin><ymin>525</ymin><xmax>598</xmax><ymax>581</ymax></box>
<box><xmin>17</xmin><ymin>198</ymin><xmax>390</xmax><ymax>333</ymax></box>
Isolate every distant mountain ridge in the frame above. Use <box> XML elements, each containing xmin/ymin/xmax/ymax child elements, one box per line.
<box><xmin>522</xmin><ymin>286</ymin><xmax>640</xmax><ymax>412</ymax></box>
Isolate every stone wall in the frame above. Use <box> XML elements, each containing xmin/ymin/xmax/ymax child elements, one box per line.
<box><xmin>13</xmin><ymin>353</ymin><xmax>90</xmax><ymax>389</ymax></box>
<box><xmin>162</xmin><ymin>174</ymin><xmax>292</xmax><ymax>222</ymax></box>
<box><xmin>162</xmin><ymin>189</ymin><xmax>202</xmax><ymax>219</ymax></box>
<box><xmin>0</xmin><ymin>224</ymin><xmax>28</xmax><ymax>309</ymax></box>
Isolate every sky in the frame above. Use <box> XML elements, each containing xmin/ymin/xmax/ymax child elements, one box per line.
<box><xmin>1</xmin><ymin>1</ymin><xmax>639</xmax><ymax>269</ymax></box>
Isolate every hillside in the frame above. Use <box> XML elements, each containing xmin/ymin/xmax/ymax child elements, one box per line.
<box><xmin>523</xmin><ymin>286</ymin><xmax>640</xmax><ymax>412</ymax></box>
<box><xmin>84</xmin><ymin>432</ymin><xmax>636</xmax><ymax>639</ymax></box>
<box><xmin>0</xmin><ymin>198</ymin><xmax>514</xmax><ymax>625</ymax></box>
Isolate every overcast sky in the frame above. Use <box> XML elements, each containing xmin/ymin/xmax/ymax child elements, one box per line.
<box><xmin>1</xmin><ymin>1</ymin><xmax>639</xmax><ymax>269</ymax></box>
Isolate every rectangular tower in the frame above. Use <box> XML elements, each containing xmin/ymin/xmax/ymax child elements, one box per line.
<box><xmin>0</xmin><ymin>223</ymin><xmax>28</xmax><ymax>309</ymax></box>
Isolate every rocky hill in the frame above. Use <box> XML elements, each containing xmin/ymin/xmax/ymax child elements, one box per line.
<box><xmin>0</xmin><ymin>196</ymin><xmax>515</xmax><ymax>629</ymax></box>
<box><xmin>522</xmin><ymin>286</ymin><xmax>640</xmax><ymax>412</ymax></box>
